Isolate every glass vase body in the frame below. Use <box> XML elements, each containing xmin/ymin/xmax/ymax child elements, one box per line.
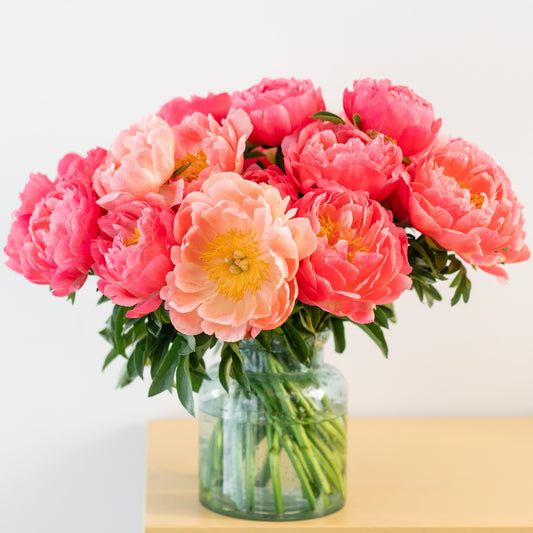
<box><xmin>198</xmin><ymin>333</ymin><xmax>347</xmax><ymax>521</ymax></box>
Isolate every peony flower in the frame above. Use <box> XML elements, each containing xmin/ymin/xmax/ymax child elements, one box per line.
<box><xmin>282</xmin><ymin>121</ymin><xmax>406</xmax><ymax>202</ymax></box>
<box><xmin>408</xmin><ymin>137</ymin><xmax>530</xmax><ymax>281</ymax></box>
<box><xmin>161</xmin><ymin>172</ymin><xmax>317</xmax><ymax>342</ymax></box>
<box><xmin>5</xmin><ymin>149</ymin><xmax>106</xmax><ymax>296</ymax></box>
<box><xmin>91</xmin><ymin>200</ymin><xmax>176</xmax><ymax>318</ymax></box>
<box><xmin>343</xmin><ymin>78</ymin><xmax>441</xmax><ymax>157</ymax></box>
<box><xmin>158</xmin><ymin>92</ymin><xmax>231</xmax><ymax>126</ymax></box>
<box><xmin>169</xmin><ymin>109</ymin><xmax>252</xmax><ymax>197</ymax></box>
<box><xmin>231</xmin><ymin>78</ymin><xmax>325</xmax><ymax>147</ymax></box>
<box><xmin>295</xmin><ymin>189</ymin><xmax>412</xmax><ymax>323</ymax></box>
<box><xmin>5</xmin><ymin>172</ymin><xmax>55</xmax><ymax>274</ymax></box>
<box><xmin>243</xmin><ymin>164</ymin><xmax>299</xmax><ymax>208</ymax></box>
<box><xmin>93</xmin><ymin>114</ymin><xmax>180</xmax><ymax>209</ymax></box>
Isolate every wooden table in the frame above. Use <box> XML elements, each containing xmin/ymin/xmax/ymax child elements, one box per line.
<box><xmin>145</xmin><ymin>418</ymin><xmax>533</xmax><ymax>532</ymax></box>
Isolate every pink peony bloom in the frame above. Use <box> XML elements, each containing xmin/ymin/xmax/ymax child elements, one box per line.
<box><xmin>343</xmin><ymin>78</ymin><xmax>442</xmax><ymax>157</ymax></box>
<box><xmin>295</xmin><ymin>189</ymin><xmax>412</xmax><ymax>323</ymax></box>
<box><xmin>5</xmin><ymin>149</ymin><xmax>106</xmax><ymax>295</ymax></box>
<box><xmin>282</xmin><ymin>121</ymin><xmax>406</xmax><ymax>202</ymax></box>
<box><xmin>161</xmin><ymin>172</ymin><xmax>317</xmax><ymax>342</ymax></box>
<box><xmin>5</xmin><ymin>172</ymin><xmax>55</xmax><ymax>274</ymax></box>
<box><xmin>92</xmin><ymin>200</ymin><xmax>176</xmax><ymax>318</ymax></box>
<box><xmin>158</xmin><ymin>92</ymin><xmax>231</xmax><ymax>126</ymax></box>
<box><xmin>243</xmin><ymin>164</ymin><xmax>299</xmax><ymax>208</ymax></box>
<box><xmin>408</xmin><ymin>137</ymin><xmax>530</xmax><ymax>281</ymax></box>
<box><xmin>231</xmin><ymin>78</ymin><xmax>325</xmax><ymax>147</ymax></box>
<box><xmin>93</xmin><ymin>114</ymin><xmax>180</xmax><ymax>209</ymax></box>
<box><xmin>169</xmin><ymin>109</ymin><xmax>252</xmax><ymax>197</ymax></box>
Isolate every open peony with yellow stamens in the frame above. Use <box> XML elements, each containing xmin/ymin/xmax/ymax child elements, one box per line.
<box><xmin>161</xmin><ymin>172</ymin><xmax>317</xmax><ymax>342</ymax></box>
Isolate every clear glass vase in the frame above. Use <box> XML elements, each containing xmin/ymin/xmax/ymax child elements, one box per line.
<box><xmin>198</xmin><ymin>332</ymin><xmax>347</xmax><ymax>521</ymax></box>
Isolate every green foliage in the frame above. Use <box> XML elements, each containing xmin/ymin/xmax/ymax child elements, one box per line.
<box><xmin>407</xmin><ymin>234</ymin><xmax>472</xmax><ymax>307</ymax></box>
<box><xmin>99</xmin><ymin>302</ymin><xmax>216</xmax><ymax>415</ymax></box>
<box><xmin>310</xmin><ymin>111</ymin><xmax>346</xmax><ymax>125</ymax></box>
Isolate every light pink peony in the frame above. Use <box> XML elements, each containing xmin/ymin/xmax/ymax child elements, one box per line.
<box><xmin>93</xmin><ymin>114</ymin><xmax>180</xmax><ymax>209</ymax></box>
<box><xmin>408</xmin><ymin>137</ymin><xmax>530</xmax><ymax>281</ymax></box>
<box><xmin>231</xmin><ymin>78</ymin><xmax>325</xmax><ymax>147</ymax></box>
<box><xmin>161</xmin><ymin>172</ymin><xmax>317</xmax><ymax>342</ymax></box>
<box><xmin>158</xmin><ymin>92</ymin><xmax>231</xmax><ymax>126</ymax></box>
<box><xmin>243</xmin><ymin>164</ymin><xmax>299</xmax><ymax>208</ymax></box>
<box><xmin>295</xmin><ymin>189</ymin><xmax>412</xmax><ymax>323</ymax></box>
<box><xmin>343</xmin><ymin>78</ymin><xmax>441</xmax><ymax>157</ymax></box>
<box><xmin>91</xmin><ymin>200</ymin><xmax>176</xmax><ymax>318</ymax></box>
<box><xmin>169</xmin><ymin>109</ymin><xmax>252</xmax><ymax>197</ymax></box>
<box><xmin>282</xmin><ymin>121</ymin><xmax>406</xmax><ymax>202</ymax></box>
<box><xmin>5</xmin><ymin>149</ymin><xmax>106</xmax><ymax>295</ymax></box>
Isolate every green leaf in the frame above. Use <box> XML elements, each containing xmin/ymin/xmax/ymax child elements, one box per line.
<box><xmin>255</xmin><ymin>330</ymin><xmax>272</xmax><ymax>351</ymax></box>
<box><xmin>131</xmin><ymin>337</ymin><xmax>148</xmax><ymax>379</ymax></box>
<box><xmin>372</xmin><ymin>306</ymin><xmax>390</xmax><ymax>329</ymax></box>
<box><xmin>356</xmin><ymin>322</ymin><xmax>389</xmax><ymax>357</ymax></box>
<box><xmin>281</xmin><ymin>322</ymin><xmax>309</xmax><ymax>364</ymax></box>
<box><xmin>171</xmin><ymin>162</ymin><xmax>191</xmax><ymax>179</ymax></box>
<box><xmin>146</xmin><ymin>317</ymin><xmax>162</xmax><ymax>338</ymax></box>
<box><xmin>297</xmin><ymin>307</ymin><xmax>315</xmax><ymax>334</ymax></box>
<box><xmin>218</xmin><ymin>349</ymin><xmax>232</xmax><ymax>393</ymax></box>
<box><xmin>352</xmin><ymin>113</ymin><xmax>361</xmax><ymax>127</ymax></box>
<box><xmin>113</xmin><ymin>305</ymin><xmax>129</xmax><ymax>355</ymax></box>
<box><xmin>178</xmin><ymin>334</ymin><xmax>196</xmax><ymax>355</ymax></box>
<box><xmin>150</xmin><ymin>334</ymin><xmax>172</xmax><ymax>379</ymax></box>
<box><xmin>67</xmin><ymin>292</ymin><xmax>76</xmax><ymax>305</ymax></box>
<box><xmin>222</xmin><ymin>343</ymin><xmax>250</xmax><ymax>392</ymax></box>
<box><xmin>244</xmin><ymin>150</ymin><xmax>265</xmax><ymax>159</ymax></box>
<box><xmin>275</xmin><ymin>147</ymin><xmax>285</xmax><ymax>173</ymax></box>
<box><xmin>102</xmin><ymin>348</ymin><xmax>120</xmax><ymax>370</ymax></box>
<box><xmin>153</xmin><ymin>305</ymin><xmax>170</xmax><ymax>324</ymax></box>
<box><xmin>116</xmin><ymin>363</ymin><xmax>133</xmax><ymax>389</ymax></box>
<box><xmin>310</xmin><ymin>111</ymin><xmax>345</xmax><ymax>125</ymax></box>
<box><xmin>99</xmin><ymin>327</ymin><xmax>113</xmax><ymax>344</ymax></box>
<box><xmin>329</xmin><ymin>318</ymin><xmax>346</xmax><ymax>353</ymax></box>
<box><xmin>97</xmin><ymin>293</ymin><xmax>110</xmax><ymax>305</ymax></box>
<box><xmin>148</xmin><ymin>337</ymin><xmax>181</xmax><ymax>397</ymax></box>
<box><xmin>176</xmin><ymin>355</ymin><xmax>195</xmax><ymax>416</ymax></box>
<box><xmin>194</xmin><ymin>333</ymin><xmax>217</xmax><ymax>359</ymax></box>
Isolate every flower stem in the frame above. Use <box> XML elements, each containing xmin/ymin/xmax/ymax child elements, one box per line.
<box><xmin>245</xmin><ymin>423</ymin><xmax>255</xmax><ymax>512</ymax></box>
<box><xmin>266</xmin><ymin>424</ymin><xmax>284</xmax><ymax>515</ymax></box>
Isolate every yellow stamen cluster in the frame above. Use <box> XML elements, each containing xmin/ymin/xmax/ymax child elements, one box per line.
<box><xmin>457</xmin><ymin>181</ymin><xmax>484</xmax><ymax>209</ymax></box>
<box><xmin>173</xmin><ymin>150</ymin><xmax>208</xmax><ymax>183</ymax></box>
<box><xmin>318</xmin><ymin>213</ymin><xmax>369</xmax><ymax>262</ymax></box>
<box><xmin>200</xmin><ymin>229</ymin><xmax>269</xmax><ymax>302</ymax></box>
<box><xmin>124</xmin><ymin>227</ymin><xmax>141</xmax><ymax>247</ymax></box>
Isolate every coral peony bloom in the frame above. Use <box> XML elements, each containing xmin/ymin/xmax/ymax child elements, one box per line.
<box><xmin>93</xmin><ymin>114</ymin><xmax>180</xmax><ymax>209</ymax></box>
<box><xmin>158</xmin><ymin>92</ymin><xmax>231</xmax><ymax>126</ymax></box>
<box><xmin>5</xmin><ymin>149</ymin><xmax>106</xmax><ymax>295</ymax></box>
<box><xmin>161</xmin><ymin>172</ymin><xmax>317</xmax><ymax>342</ymax></box>
<box><xmin>243</xmin><ymin>164</ymin><xmax>299</xmax><ymax>208</ymax></box>
<box><xmin>169</xmin><ymin>109</ymin><xmax>252</xmax><ymax>198</ymax></box>
<box><xmin>92</xmin><ymin>201</ymin><xmax>176</xmax><ymax>318</ymax></box>
<box><xmin>231</xmin><ymin>78</ymin><xmax>325</xmax><ymax>147</ymax></box>
<box><xmin>408</xmin><ymin>137</ymin><xmax>530</xmax><ymax>281</ymax></box>
<box><xmin>282</xmin><ymin>121</ymin><xmax>406</xmax><ymax>202</ymax></box>
<box><xmin>343</xmin><ymin>78</ymin><xmax>441</xmax><ymax>157</ymax></box>
<box><xmin>295</xmin><ymin>189</ymin><xmax>412</xmax><ymax>323</ymax></box>
<box><xmin>5</xmin><ymin>172</ymin><xmax>55</xmax><ymax>274</ymax></box>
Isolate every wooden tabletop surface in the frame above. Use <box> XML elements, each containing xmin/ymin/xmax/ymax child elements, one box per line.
<box><xmin>145</xmin><ymin>417</ymin><xmax>533</xmax><ymax>532</ymax></box>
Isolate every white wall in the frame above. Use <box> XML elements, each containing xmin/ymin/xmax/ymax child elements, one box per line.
<box><xmin>1</xmin><ymin>1</ymin><xmax>532</xmax><ymax>531</ymax></box>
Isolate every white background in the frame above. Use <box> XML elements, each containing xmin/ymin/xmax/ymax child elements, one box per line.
<box><xmin>1</xmin><ymin>1</ymin><xmax>532</xmax><ymax>531</ymax></box>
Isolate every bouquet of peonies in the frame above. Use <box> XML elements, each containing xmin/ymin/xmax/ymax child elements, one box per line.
<box><xmin>4</xmin><ymin>77</ymin><xmax>530</xmax><ymax>404</ymax></box>
<box><xmin>5</xmin><ymin>77</ymin><xmax>530</xmax><ymax>520</ymax></box>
